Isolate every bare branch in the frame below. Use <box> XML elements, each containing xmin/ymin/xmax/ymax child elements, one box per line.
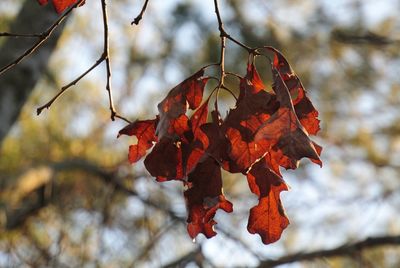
<box><xmin>36</xmin><ymin>0</ymin><xmax>131</xmax><ymax>124</ymax></box>
<box><xmin>36</xmin><ymin>55</ymin><xmax>105</xmax><ymax>115</ymax></box>
<box><xmin>131</xmin><ymin>0</ymin><xmax>150</xmax><ymax>25</ymax></box>
<box><xmin>0</xmin><ymin>32</ymin><xmax>42</xmax><ymax>38</ymax></box>
<box><xmin>258</xmin><ymin>235</ymin><xmax>400</xmax><ymax>267</ymax></box>
<box><xmin>0</xmin><ymin>0</ymin><xmax>85</xmax><ymax>76</ymax></box>
<box><xmin>101</xmin><ymin>0</ymin><xmax>117</xmax><ymax>121</ymax></box>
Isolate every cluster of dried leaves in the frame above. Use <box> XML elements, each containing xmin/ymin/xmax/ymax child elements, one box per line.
<box><xmin>36</xmin><ymin>0</ymin><xmax>322</xmax><ymax>245</ymax></box>
<box><xmin>119</xmin><ymin>48</ymin><xmax>322</xmax><ymax>244</ymax></box>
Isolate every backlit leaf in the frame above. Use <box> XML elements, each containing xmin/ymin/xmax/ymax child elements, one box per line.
<box><xmin>185</xmin><ymin>156</ymin><xmax>233</xmax><ymax>238</ymax></box>
<box><xmin>156</xmin><ymin>70</ymin><xmax>208</xmax><ymax>139</ymax></box>
<box><xmin>118</xmin><ymin>118</ymin><xmax>158</xmax><ymax>164</ymax></box>
<box><xmin>266</xmin><ymin>47</ymin><xmax>321</xmax><ymax>135</ymax></box>
<box><xmin>247</xmin><ymin>157</ymin><xmax>289</xmax><ymax>244</ymax></box>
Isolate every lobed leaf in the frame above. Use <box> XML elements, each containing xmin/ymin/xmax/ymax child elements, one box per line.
<box><xmin>184</xmin><ymin>156</ymin><xmax>233</xmax><ymax>239</ymax></box>
<box><xmin>266</xmin><ymin>47</ymin><xmax>321</xmax><ymax>135</ymax></box>
<box><xmin>254</xmin><ymin>68</ymin><xmax>322</xmax><ymax>169</ymax></box>
<box><xmin>118</xmin><ymin>118</ymin><xmax>158</xmax><ymax>164</ymax></box>
<box><xmin>247</xmin><ymin>157</ymin><xmax>289</xmax><ymax>244</ymax></box>
<box><xmin>156</xmin><ymin>70</ymin><xmax>208</xmax><ymax>139</ymax></box>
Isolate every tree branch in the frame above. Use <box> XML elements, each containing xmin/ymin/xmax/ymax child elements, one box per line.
<box><xmin>332</xmin><ymin>30</ymin><xmax>400</xmax><ymax>46</ymax></box>
<box><xmin>258</xmin><ymin>235</ymin><xmax>400</xmax><ymax>267</ymax></box>
<box><xmin>36</xmin><ymin>0</ymin><xmax>131</xmax><ymax>123</ymax></box>
<box><xmin>0</xmin><ymin>0</ymin><xmax>85</xmax><ymax>76</ymax></box>
<box><xmin>131</xmin><ymin>0</ymin><xmax>150</xmax><ymax>25</ymax></box>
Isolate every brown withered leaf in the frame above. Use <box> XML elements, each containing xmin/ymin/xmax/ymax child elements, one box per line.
<box><xmin>144</xmin><ymin>137</ymin><xmax>185</xmax><ymax>182</ymax></box>
<box><xmin>156</xmin><ymin>70</ymin><xmax>208</xmax><ymax>139</ymax></box>
<box><xmin>222</xmin><ymin>63</ymin><xmax>279</xmax><ymax>172</ymax></box>
<box><xmin>254</xmin><ymin>69</ymin><xmax>321</xmax><ymax>169</ymax></box>
<box><xmin>145</xmin><ymin>100</ymin><xmax>211</xmax><ymax>181</ymax></box>
<box><xmin>247</xmin><ymin>157</ymin><xmax>289</xmax><ymax>244</ymax></box>
<box><xmin>266</xmin><ymin>47</ymin><xmax>320</xmax><ymax>135</ymax></box>
<box><xmin>185</xmin><ymin>156</ymin><xmax>233</xmax><ymax>239</ymax></box>
<box><xmin>118</xmin><ymin>118</ymin><xmax>158</xmax><ymax>164</ymax></box>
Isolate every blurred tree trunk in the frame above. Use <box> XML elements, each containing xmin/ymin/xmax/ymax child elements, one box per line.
<box><xmin>0</xmin><ymin>0</ymin><xmax>65</xmax><ymax>146</ymax></box>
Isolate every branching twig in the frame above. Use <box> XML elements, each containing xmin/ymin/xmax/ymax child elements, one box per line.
<box><xmin>212</xmin><ymin>0</ymin><xmax>256</xmax><ymax>110</ymax></box>
<box><xmin>213</xmin><ymin>0</ymin><xmax>253</xmax><ymax>53</ymax></box>
<box><xmin>36</xmin><ymin>55</ymin><xmax>105</xmax><ymax>115</ymax></box>
<box><xmin>258</xmin><ymin>235</ymin><xmax>400</xmax><ymax>267</ymax></box>
<box><xmin>101</xmin><ymin>0</ymin><xmax>117</xmax><ymax>121</ymax></box>
<box><xmin>213</xmin><ymin>0</ymin><xmax>226</xmax><ymax>85</ymax></box>
<box><xmin>0</xmin><ymin>0</ymin><xmax>85</xmax><ymax>76</ymax></box>
<box><xmin>131</xmin><ymin>0</ymin><xmax>150</xmax><ymax>25</ymax></box>
<box><xmin>36</xmin><ymin>0</ymin><xmax>131</xmax><ymax>124</ymax></box>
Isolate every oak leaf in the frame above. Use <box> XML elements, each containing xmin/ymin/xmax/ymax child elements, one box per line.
<box><xmin>266</xmin><ymin>47</ymin><xmax>320</xmax><ymax>135</ymax></box>
<box><xmin>185</xmin><ymin>156</ymin><xmax>233</xmax><ymax>238</ymax></box>
<box><xmin>156</xmin><ymin>70</ymin><xmax>208</xmax><ymax>139</ymax></box>
<box><xmin>118</xmin><ymin>118</ymin><xmax>158</xmax><ymax>164</ymax></box>
<box><xmin>247</xmin><ymin>157</ymin><xmax>289</xmax><ymax>244</ymax></box>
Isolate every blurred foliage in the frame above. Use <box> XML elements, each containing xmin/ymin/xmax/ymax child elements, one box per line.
<box><xmin>1</xmin><ymin>0</ymin><xmax>400</xmax><ymax>267</ymax></box>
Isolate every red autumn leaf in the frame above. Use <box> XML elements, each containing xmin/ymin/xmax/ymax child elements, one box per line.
<box><xmin>185</xmin><ymin>156</ymin><xmax>233</xmax><ymax>239</ymax></box>
<box><xmin>185</xmin><ymin>100</ymin><xmax>211</xmax><ymax>174</ymax></box>
<box><xmin>247</xmin><ymin>157</ymin><xmax>289</xmax><ymax>244</ymax></box>
<box><xmin>266</xmin><ymin>47</ymin><xmax>320</xmax><ymax>135</ymax></box>
<box><xmin>144</xmin><ymin>102</ymin><xmax>211</xmax><ymax>181</ymax></box>
<box><xmin>239</xmin><ymin>62</ymin><xmax>266</xmax><ymax>98</ymax></box>
<box><xmin>37</xmin><ymin>0</ymin><xmax>84</xmax><ymax>14</ymax></box>
<box><xmin>190</xmin><ymin>99</ymin><xmax>209</xmax><ymax>140</ymax></box>
<box><xmin>222</xmin><ymin>63</ymin><xmax>278</xmax><ymax>172</ymax></box>
<box><xmin>156</xmin><ymin>70</ymin><xmax>208</xmax><ymax>139</ymax></box>
<box><xmin>144</xmin><ymin>137</ymin><xmax>185</xmax><ymax>181</ymax></box>
<box><xmin>118</xmin><ymin>118</ymin><xmax>158</xmax><ymax>164</ymax></box>
<box><xmin>168</xmin><ymin>114</ymin><xmax>191</xmax><ymax>140</ymax></box>
<box><xmin>254</xmin><ymin>69</ymin><xmax>321</xmax><ymax>169</ymax></box>
<box><xmin>225</xmin><ymin>127</ymin><xmax>269</xmax><ymax>172</ymax></box>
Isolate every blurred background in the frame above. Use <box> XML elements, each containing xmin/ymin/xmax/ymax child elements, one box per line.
<box><xmin>1</xmin><ymin>0</ymin><xmax>400</xmax><ymax>267</ymax></box>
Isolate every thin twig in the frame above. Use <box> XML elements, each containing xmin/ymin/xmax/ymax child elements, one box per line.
<box><xmin>213</xmin><ymin>0</ymin><xmax>254</xmax><ymax>53</ymax></box>
<box><xmin>0</xmin><ymin>0</ymin><xmax>85</xmax><ymax>76</ymax></box>
<box><xmin>213</xmin><ymin>0</ymin><xmax>227</xmax><ymax>113</ymax></box>
<box><xmin>226</xmin><ymin>71</ymin><xmax>243</xmax><ymax>80</ymax></box>
<box><xmin>36</xmin><ymin>55</ymin><xmax>105</xmax><ymax>115</ymax></box>
<box><xmin>213</xmin><ymin>0</ymin><xmax>226</xmax><ymax>83</ymax></box>
<box><xmin>131</xmin><ymin>0</ymin><xmax>150</xmax><ymax>25</ymax></box>
<box><xmin>225</xmin><ymin>33</ymin><xmax>254</xmax><ymax>52</ymax></box>
<box><xmin>101</xmin><ymin>0</ymin><xmax>117</xmax><ymax>121</ymax></box>
<box><xmin>221</xmin><ymin>85</ymin><xmax>238</xmax><ymax>101</ymax></box>
<box><xmin>0</xmin><ymin>32</ymin><xmax>42</xmax><ymax>38</ymax></box>
<box><xmin>36</xmin><ymin>0</ymin><xmax>131</xmax><ymax>124</ymax></box>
